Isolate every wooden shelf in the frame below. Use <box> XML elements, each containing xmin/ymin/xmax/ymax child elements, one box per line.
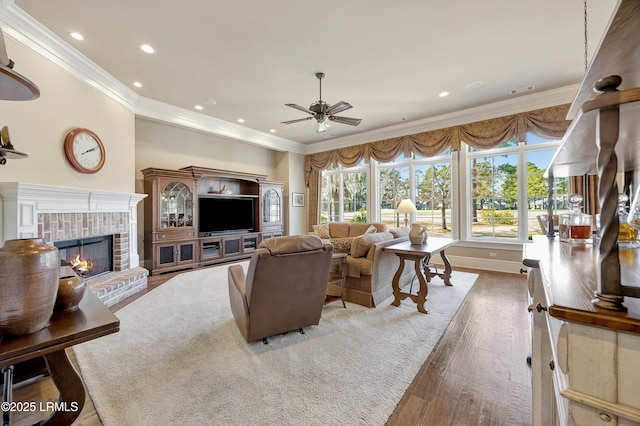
<box><xmin>566</xmin><ymin>0</ymin><xmax>640</xmax><ymax>120</ymax></box>
<box><xmin>548</xmin><ymin>95</ymin><xmax>640</xmax><ymax>176</ymax></box>
<box><xmin>549</xmin><ymin>0</ymin><xmax>640</xmax><ymax>177</ymax></box>
<box><xmin>199</xmin><ymin>193</ymin><xmax>259</xmax><ymax>199</ymax></box>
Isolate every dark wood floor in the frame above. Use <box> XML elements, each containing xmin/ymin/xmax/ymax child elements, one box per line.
<box><xmin>387</xmin><ymin>268</ymin><xmax>532</xmax><ymax>426</ymax></box>
<box><xmin>11</xmin><ymin>267</ymin><xmax>532</xmax><ymax>425</ymax></box>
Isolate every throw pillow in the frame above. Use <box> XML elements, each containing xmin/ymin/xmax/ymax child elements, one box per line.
<box><xmin>364</xmin><ymin>225</ymin><xmax>377</xmax><ymax>235</ymax></box>
<box><xmin>330</xmin><ymin>237</ymin><xmax>353</xmax><ymax>254</ymax></box>
<box><xmin>389</xmin><ymin>228</ymin><xmax>410</xmax><ymax>238</ymax></box>
<box><xmin>312</xmin><ymin>223</ymin><xmax>331</xmax><ymax>239</ymax></box>
<box><xmin>350</xmin><ymin>232</ymin><xmax>393</xmax><ymax>258</ymax></box>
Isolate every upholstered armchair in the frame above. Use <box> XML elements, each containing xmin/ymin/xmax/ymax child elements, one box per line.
<box><xmin>228</xmin><ymin>235</ymin><xmax>334</xmax><ymax>343</ymax></box>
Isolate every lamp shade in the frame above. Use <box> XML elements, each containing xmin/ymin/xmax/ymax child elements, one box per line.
<box><xmin>397</xmin><ymin>199</ymin><xmax>417</xmax><ymax>213</ymax></box>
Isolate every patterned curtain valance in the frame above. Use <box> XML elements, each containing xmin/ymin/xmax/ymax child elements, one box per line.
<box><xmin>305</xmin><ymin>103</ymin><xmax>571</xmax><ymax>186</ymax></box>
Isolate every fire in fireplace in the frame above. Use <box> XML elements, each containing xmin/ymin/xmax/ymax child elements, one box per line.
<box><xmin>54</xmin><ymin>235</ymin><xmax>113</xmax><ymax>279</ymax></box>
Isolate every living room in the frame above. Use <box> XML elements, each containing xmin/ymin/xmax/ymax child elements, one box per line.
<box><xmin>2</xmin><ymin>1</ymin><xmax>640</xmax><ymax>425</ymax></box>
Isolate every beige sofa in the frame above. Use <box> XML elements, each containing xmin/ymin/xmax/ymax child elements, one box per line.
<box><xmin>312</xmin><ymin>222</ymin><xmax>414</xmax><ymax>308</ymax></box>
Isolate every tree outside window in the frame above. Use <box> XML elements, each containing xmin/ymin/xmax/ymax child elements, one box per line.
<box><xmin>379</xmin><ymin>167</ymin><xmax>410</xmax><ymax>228</ymax></box>
<box><xmin>320</xmin><ymin>163</ymin><xmax>367</xmax><ymax>223</ymax></box>
<box><xmin>416</xmin><ymin>162</ymin><xmax>452</xmax><ymax>236</ymax></box>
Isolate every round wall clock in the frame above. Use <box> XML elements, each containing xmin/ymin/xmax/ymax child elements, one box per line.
<box><xmin>63</xmin><ymin>128</ymin><xmax>105</xmax><ymax>173</ymax></box>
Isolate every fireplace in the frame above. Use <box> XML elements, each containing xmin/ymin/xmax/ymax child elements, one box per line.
<box><xmin>55</xmin><ymin>235</ymin><xmax>113</xmax><ymax>279</ymax></box>
<box><xmin>0</xmin><ymin>182</ymin><xmax>149</xmax><ymax>307</ymax></box>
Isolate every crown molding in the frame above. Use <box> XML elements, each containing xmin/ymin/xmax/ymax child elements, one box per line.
<box><xmin>304</xmin><ymin>84</ymin><xmax>580</xmax><ymax>154</ymax></box>
<box><xmin>135</xmin><ymin>97</ymin><xmax>306</xmax><ymax>154</ymax></box>
<box><xmin>0</xmin><ymin>0</ymin><xmax>138</xmax><ymax>108</ymax></box>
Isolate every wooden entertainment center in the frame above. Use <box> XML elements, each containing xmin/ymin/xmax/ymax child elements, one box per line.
<box><xmin>142</xmin><ymin>166</ymin><xmax>284</xmax><ymax>275</ymax></box>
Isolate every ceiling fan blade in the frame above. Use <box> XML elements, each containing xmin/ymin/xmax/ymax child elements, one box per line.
<box><xmin>281</xmin><ymin>117</ymin><xmax>313</xmax><ymax>125</ymax></box>
<box><xmin>326</xmin><ymin>101</ymin><xmax>352</xmax><ymax>115</ymax></box>
<box><xmin>328</xmin><ymin>115</ymin><xmax>362</xmax><ymax>126</ymax></box>
<box><xmin>285</xmin><ymin>103</ymin><xmax>314</xmax><ymax>115</ymax></box>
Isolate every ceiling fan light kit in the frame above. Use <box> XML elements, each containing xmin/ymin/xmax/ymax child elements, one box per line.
<box><xmin>282</xmin><ymin>72</ymin><xmax>362</xmax><ymax>133</ymax></box>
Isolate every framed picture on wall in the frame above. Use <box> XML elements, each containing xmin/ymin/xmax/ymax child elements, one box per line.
<box><xmin>292</xmin><ymin>192</ymin><xmax>305</xmax><ymax>207</ymax></box>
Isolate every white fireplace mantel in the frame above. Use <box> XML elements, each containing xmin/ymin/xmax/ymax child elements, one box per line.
<box><xmin>0</xmin><ymin>182</ymin><xmax>147</xmax><ymax>267</ymax></box>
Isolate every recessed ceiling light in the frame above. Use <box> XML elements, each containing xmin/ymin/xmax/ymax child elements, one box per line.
<box><xmin>194</xmin><ymin>105</ymin><xmax>203</xmax><ymax>110</ymax></box>
<box><xmin>133</xmin><ymin>81</ymin><xmax>142</xmax><ymax>88</ymax></box>
<box><xmin>466</xmin><ymin>80</ymin><xmax>484</xmax><ymax>90</ymax></box>
<box><xmin>138</xmin><ymin>43</ymin><xmax>156</xmax><ymax>54</ymax></box>
<box><xmin>237</xmin><ymin>119</ymin><xmax>245</xmax><ymax>123</ymax></box>
<box><xmin>70</xmin><ymin>32</ymin><xmax>84</xmax><ymax>41</ymax></box>
<box><xmin>438</xmin><ymin>91</ymin><xmax>450</xmax><ymax>98</ymax></box>
<box><xmin>270</xmin><ymin>129</ymin><xmax>276</xmax><ymax>133</ymax></box>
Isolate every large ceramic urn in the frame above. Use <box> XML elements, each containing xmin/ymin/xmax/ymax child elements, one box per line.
<box><xmin>0</xmin><ymin>238</ymin><xmax>59</xmax><ymax>336</ymax></box>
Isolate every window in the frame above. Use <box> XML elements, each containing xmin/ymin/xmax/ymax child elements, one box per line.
<box><xmin>378</xmin><ymin>150</ymin><xmax>452</xmax><ymax>236</ymax></box>
<box><xmin>320</xmin><ymin>162</ymin><xmax>367</xmax><ymax>223</ymax></box>
<box><xmin>526</xmin><ymin>149</ymin><xmax>568</xmax><ymax>236</ymax></box>
<box><xmin>469</xmin><ymin>151</ymin><xmax>519</xmax><ymax>239</ymax></box>
<box><xmin>465</xmin><ymin>133</ymin><xmax>564</xmax><ymax>241</ymax></box>
<box><xmin>318</xmin><ymin>131</ymin><xmax>562</xmax><ymax>243</ymax></box>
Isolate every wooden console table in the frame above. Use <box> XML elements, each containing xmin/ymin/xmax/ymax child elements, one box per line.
<box><xmin>384</xmin><ymin>237</ymin><xmax>457</xmax><ymax>314</ymax></box>
<box><xmin>1</xmin><ymin>290</ymin><xmax>119</xmax><ymax>426</ymax></box>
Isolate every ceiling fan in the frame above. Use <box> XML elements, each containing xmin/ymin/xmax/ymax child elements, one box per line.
<box><xmin>282</xmin><ymin>72</ymin><xmax>362</xmax><ymax>133</ymax></box>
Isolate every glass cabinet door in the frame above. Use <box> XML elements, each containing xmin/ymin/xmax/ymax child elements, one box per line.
<box><xmin>160</xmin><ymin>181</ymin><xmax>193</xmax><ymax>228</ymax></box>
<box><xmin>263</xmin><ymin>188</ymin><xmax>281</xmax><ymax>224</ymax></box>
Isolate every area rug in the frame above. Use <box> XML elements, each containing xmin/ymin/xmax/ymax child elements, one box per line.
<box><xmin>74</xmin><ymin>262</ymin><xmax>478</xmax><ymax>426</ymax></box>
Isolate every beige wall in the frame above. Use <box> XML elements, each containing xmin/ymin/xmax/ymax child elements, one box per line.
<box><xmin>271</xmin><ymin>151</ymin><xmax>307</xmax><ymax>236</ymax></box>
<box><xmin>286</xmin><ymin>152</ymin><xmax>307</xmax><ymax>235</ymax></box>
<box><xmin>135</xmin><ymin>118</ymin><xmax>280</xmax><ymax>184</ymax></box>
<box><xmin>0</xmin><ymin>39</ymin><xmax>135</xmax><ymax>192</ymax></box>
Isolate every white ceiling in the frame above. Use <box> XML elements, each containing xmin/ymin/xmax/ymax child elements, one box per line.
<box><xmin>8</xmin><ymin>0</ymin><xmax>619</xmax><ymax>151</ymax></box>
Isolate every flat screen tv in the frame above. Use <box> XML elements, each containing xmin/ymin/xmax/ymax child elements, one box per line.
<box><xmin>198</xmin><ymin>197</ymin><xmax>255</xmax><ymax>235</ymax></box>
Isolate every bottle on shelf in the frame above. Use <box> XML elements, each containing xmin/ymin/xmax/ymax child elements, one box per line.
<box><xmin>627</xmin><ymin>188</ymin><xmax>640</xmax><ymax>245</ymax></box>
<box><xmin>558</xmin><ymin>194</ymin><xmax>592</xmax><ymax>244</ymax></box>
<box><xmin>617</xmin><ymin>193</ymin><xmax>638</xmax><ymax>245</ymax></box>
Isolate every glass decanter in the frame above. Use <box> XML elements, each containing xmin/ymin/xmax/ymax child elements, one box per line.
<box><xmin>558</xmin><ymin>194</ymin><xmax>591</xmax><ymax>244</ymax></box>
<box><xmin>617</xmin><ymin>193</ymin><xmax>638</xmax><ymax>245</ymax></box>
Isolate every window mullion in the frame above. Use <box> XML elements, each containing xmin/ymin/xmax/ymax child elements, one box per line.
<box><xmin>517</xmin><ymin>142</ymin><xmax>528</xmax><ymax>241</ymax></box>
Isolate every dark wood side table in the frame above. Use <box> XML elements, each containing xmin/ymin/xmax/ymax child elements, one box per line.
<box><xmin>1</xmin><ymin>290</ymin><xmax>119</xmax><ymax>426</ymax></box>
<box><xmin>326</xmin><ymin>252</ymin><xmax>348</xmax><ymax>308</ymax></box>
<box><xmin>384</xmin><ymin>237</ymin><xmax>458</xmax><ymax>314</ymax></box>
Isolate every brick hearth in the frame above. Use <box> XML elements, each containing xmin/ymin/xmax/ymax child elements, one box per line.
<box><xmin>88</xmin><ymin>267</ymin><xmax>149</xmax><ymax>307</ymax></box>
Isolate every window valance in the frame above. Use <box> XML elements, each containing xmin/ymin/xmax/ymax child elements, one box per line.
<box><xmin>305</xmin><ymin>103</ymin><xmax>571</xmax><ymax>186</ymax></box>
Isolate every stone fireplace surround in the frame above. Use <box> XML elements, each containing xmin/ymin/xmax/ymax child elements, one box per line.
<box><xmin>0</xmin><ymin>182</ymin><xmax>148</xmax><ymax>307</ymax></box>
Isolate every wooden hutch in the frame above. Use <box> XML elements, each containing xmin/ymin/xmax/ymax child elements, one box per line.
<box><xmin>142</xmin><ymin>166</ymin><xmax>284</xmax><ymax>275</ymax></box>
<box><xmin>523</xmin><ymin>1</ymin><xmax>640</xmax><ymax>425</ymax></box>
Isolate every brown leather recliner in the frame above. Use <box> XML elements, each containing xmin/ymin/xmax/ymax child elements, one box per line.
<box><xmin>228</xmin><ymin>235</ymin><xmax>334</xmax><ymax>343</ymax></box>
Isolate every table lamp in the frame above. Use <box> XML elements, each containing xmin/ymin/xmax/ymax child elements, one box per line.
<box><xmin>397</xmin><ymin>199</ymin><xmax>417</xmax><ymax>228</ymax></box>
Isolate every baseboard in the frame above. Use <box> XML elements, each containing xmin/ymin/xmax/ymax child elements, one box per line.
<box><xmin>432</xmin><ymin>255</ymin><xmax>522</xmax><ymax>274</ymax></box>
